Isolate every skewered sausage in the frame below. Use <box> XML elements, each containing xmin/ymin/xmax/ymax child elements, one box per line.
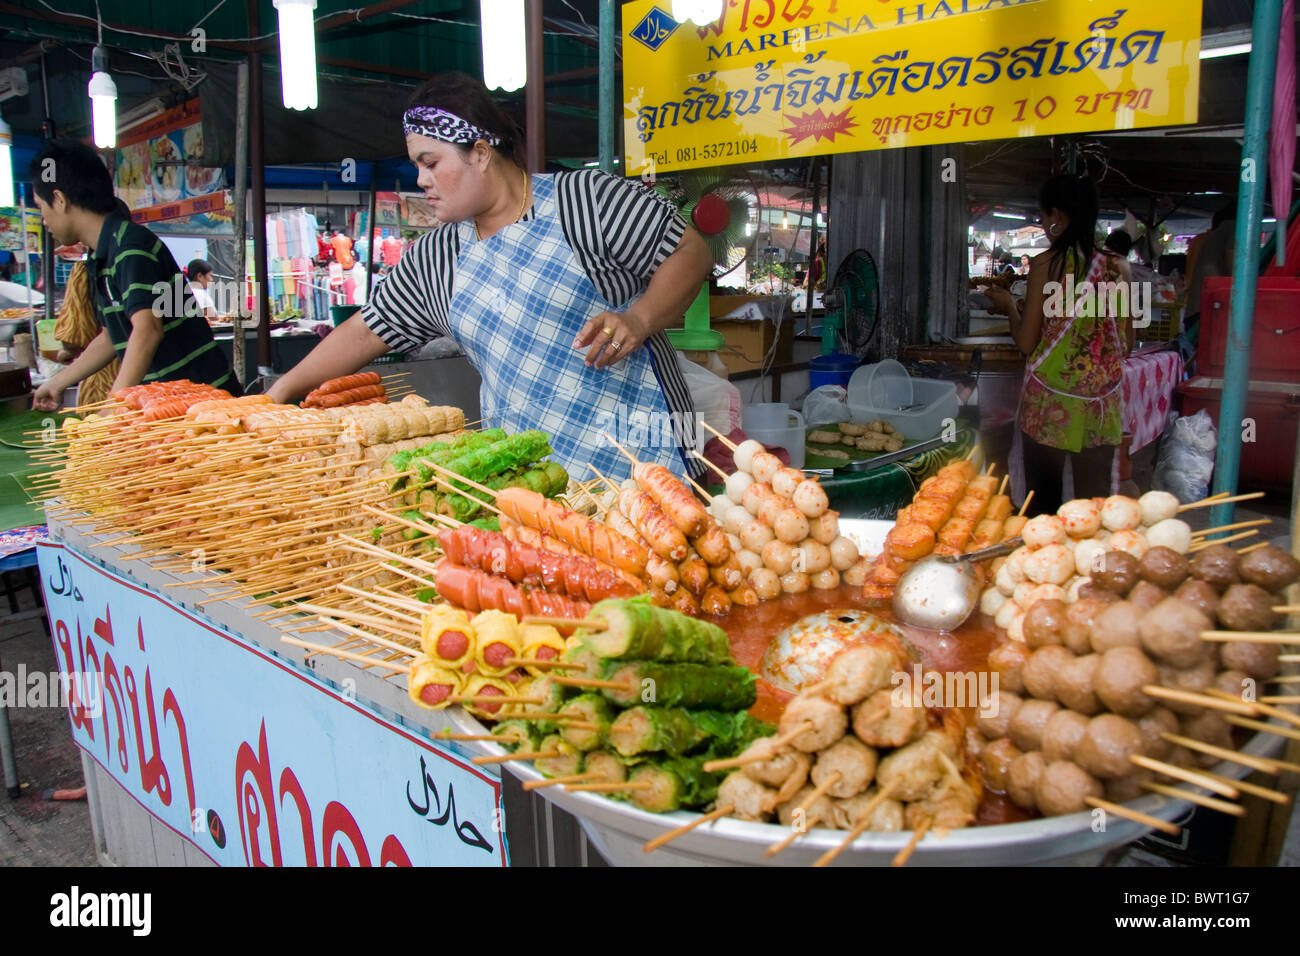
<box><xmin>693</xmin><ymin>519</ymin><xmax>732</xmax><ymax>566</ymax></box>
<box><xmin>619</xmin><ymin>488</ymin><xmax>689</xmax><ymax>561</ymax></box>
<box><xmin>678</xmin><ymin>556</ymin><xmax>711</xmax><ymax>596</ymax></box>
<box><xmin>437</xmin><ymin>526</ymin><xmax>638</xmax><ymax>603</ymax></box>
<box><xmin>634</xmin><ymin>463</ymin><xmax>708</xmax><ymax>536</ymax></box>
<box><xmin>1094</xmin><ymin>646</ymin><xmax>1158</xmax><ymax>717</ymax></box>
<box><xmin>1034</xmin><ymin>760</ymin><xmax>1103</xmax><ymax>816</ymax></box>
<box><xmin>497</xmin><ymin>487</ymin><xmax>648</xmax><ymax>577</ymax></box>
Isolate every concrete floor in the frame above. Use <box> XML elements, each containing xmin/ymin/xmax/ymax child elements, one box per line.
<box><xmin>0</xmin><ymin>580</ymin><xmax>96</xmax><ymax>866</ymax></box>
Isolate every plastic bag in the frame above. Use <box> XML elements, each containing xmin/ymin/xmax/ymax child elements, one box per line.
<box><xmin>803</xmin><ymin>384</ymin><xmax>850</xmax><ymax>426</ymax></box>
<box><xmin>676</xmin><ymin>352</ymin><xmax>741</xmax><ymax>438</ymax></box>
<box><xmin>1153</xmin><ymin>409</ymin><xmax>1217</xmax><ymax>503</ymax></box>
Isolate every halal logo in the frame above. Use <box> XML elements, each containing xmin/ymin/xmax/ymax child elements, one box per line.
<box><xmin>630</xmin><ymin>6</ymin><xmax>679</xmax><ymax>51</ymax></box>
<box><xmin>208</xmin><ymin>809</ymin><xmax>226</xmax><ymax>849</ymax></box>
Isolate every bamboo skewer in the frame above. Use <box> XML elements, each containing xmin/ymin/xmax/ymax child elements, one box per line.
<box><xmin>643</xmin><ymin>804</ymin><xmax>735</xmax><ymax>853</ymax></box>
<box><xmin>1159</xmin><ymin>732</ymin><xmax>1282</xmax><ymax>775</ymax></box>
<box><xmin>550</xmin><ymin>675</ymin><xmax>633</xmax><ymax>691</ymax></box>
<box><xmin>1142</xmin><ymin>684</ymin><xmax>1258</xmax><ymax>715</ymax></box>
<box><xmin>524</xmin><ymin>772</ymin><xmax>602</xmax><ymax>792</ymax></box>
<box><xmin>1201</xmin><ymin>631</ymin><xmax>1297</xmax><ymax>645</ymax></box>
<box><xmin>1083</xmin><ymin>797</ymin><xmax>1181</xmax><ymax>837</ymax></box>
<box><xmin>1142</xmin><ymin>782</ymin><xmax>1246</xmax><ymax>817</ymax></box>
<box><xmin>308</xmin><ymin>618</ymin><xmax>419</xmax><ymax>656</ymax></box>
<box><xmin>1224</xmin><ymin>713</ymin><xmax>1300</xmax><ymax>742</ymax></box>
<box><xmin>520</xmin><ymin>615</ymin><xmax>609</xmax><ymax>631</ymax></box>
<box><xmin>891</xmin><ymin>818</ymin><xmax>931</xmax><ymax>867</ymax></box>
<box><xmin>699</xmin><ymin>420</ymin><xmax>737</xmax><ymax>451</ymax></box>
<box><xmin>471</xmin><ymin>750</ymin><xmax>561</xmax><ymax>766</ymax></box>
<box><xmin>1130</xmin><ymin>755</ymin><xmax>1240</xmax><ymax>798</ymax></box>
<box><xmin>1260</xmin><ymin>695</ymin><xmax>1300</xmax><ymax>704</ymax></box>
<box><xmin>811</xmin><ymin>782</ymin><xmax>901</xmax><ymax>867</ymax></box>
<box><xmin>703</xmin><ymin>722</ymin><xmax>813</xmax><ymax>772</ymax></box>
<box><xmin>685</xmin><ymin>475</ymin><xmax>711</xmax><ymax>499</ymax></box>
<box><xmin>1178</xmin><ymin>491</ymin><xmax>1265</xmax><ymax>512</ymax></box>
<box><xmin>280</xmin><ymin>636</ymin><xmax>411</xmax><ymax>672</ymax></box>
<box><xmin>603</xmin><ymin>433</ymin><xmax>641</xmax><ymax>469</ymax></box>
<box><xmin>564</xmin><ymin>780</ymin><xmax>652</xmax><ymax>794</ymax></box>
<box><xmin>432</xmin><ymin>732</ymin><xmax>525</xmax><ymax>744</ymax></box>
<box><xmin>451</xmin><ymin>695</ymin><xmax>544</xmax><ymax>706</ymax></box>
<box><xmin>1190</xmin><ymin>518</ymin><xmax>1272</xmax><ymax>538</ymax></box>
<box><xmin>692</xmin><ymin>452</ymin><xmax>730</xmax><ymax>482</ymax></box>
<box><xmin>764</xmin><ymin>770</ymin><xmax>843</xmax><ymax>858</ymax></box>
<box><xmin>1187</xmin><ymin>529</ymin><xmax>1259</xmax><ymax>551</ymax></box>
<box><xmin>1017</xmin><ymin>490</ymin><xmax>1034</xmax><ymax>517</ymax></box>
<box><xmin>1238</xmin><ymin>542</ymin><xmax>1270</xmax><ymax>554</ymax></box>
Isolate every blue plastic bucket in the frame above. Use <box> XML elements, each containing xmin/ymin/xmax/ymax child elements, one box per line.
<box><xmin>809</xmin><ymin>352</ymin><xmax>858</xmax><ymax>391</ymax></box>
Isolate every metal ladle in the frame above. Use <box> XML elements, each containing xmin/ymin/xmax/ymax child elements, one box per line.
<box><xmin>891</xmin><ymin>537</ymin><xmax>1024</xmax><ymax>631</ymax></box>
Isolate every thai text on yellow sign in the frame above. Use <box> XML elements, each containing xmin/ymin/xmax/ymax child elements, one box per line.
<box><xmin>623</xmin><ymin>0</ymin><xmax>1202</xmax><ymax>175</ymax></box>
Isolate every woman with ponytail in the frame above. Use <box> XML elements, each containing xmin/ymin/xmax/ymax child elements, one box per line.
<box><xmin>985</xmin><ymin>175</ymin><xmax>1134</xmax><ymax>514</ymax></box>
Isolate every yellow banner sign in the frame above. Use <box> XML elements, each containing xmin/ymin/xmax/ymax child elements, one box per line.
<box><xmin>623</xmin><ymin>0</ymin><xmax>1201</xmax><ymax>175</ymax></box>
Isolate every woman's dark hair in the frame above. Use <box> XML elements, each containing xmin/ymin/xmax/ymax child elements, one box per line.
<box><xmin>1103</xmin><ymin>229</ymin><xmax>1133</xmax><ymax>257</ymax></box>
<box><xmin>405</xmin><ymin>72</ymin><xmax>527</xmax><ymax>168</ymax></box>
<box><xmin>29</xmin><ymin>139</ymin><xmax>118</xmax><ymax>214</ymax></box>
<box><xmin>187</xmin><ymin>258</ymin><xmax>213</xmax><ymax>279</ymax></box>
<box><xmin>1039</xmin><ymin>174</ymin><xmax>1098</xmax><ymax>276</ymax></box>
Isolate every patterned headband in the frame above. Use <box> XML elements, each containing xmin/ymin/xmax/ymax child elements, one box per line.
<box><xmin>402</xmin><ymin>106</ymin><xmax>502</xmax><ymax>147</ymax></box>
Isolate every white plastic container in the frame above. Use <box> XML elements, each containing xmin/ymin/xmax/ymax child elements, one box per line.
<box><xmin>847</xmin><ymin>374</ymin><xmax>959</xmax><ymax>440</ymax></box>
<box><xmin>742</xmin><ymin>404</ymin><xmax>806</xmax><ymax>468</ymax></box>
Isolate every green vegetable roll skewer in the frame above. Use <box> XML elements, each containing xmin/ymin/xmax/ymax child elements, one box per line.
<box><xmin>558</xmin><ymin>693</ymin><xmax>614</xmax><ymax>751</ymax></box>
<box><xmin>580</xmin><ymin>595</ymin><xmax>732</xmax><ymax>663</ymax></box>
<box><xmin>628</xmin><ymin>753</ymin><xmax>724</xmax><ymax>813</ymax></box>
<box><xmin>598</xmin><ymin>661</ymin><xmax>757</xmax><ymax>710</ymax></box>
<box><xmin>535</xmin><ymin>735</ymin><xmax>582</xmax><ymax>778</ymax></box>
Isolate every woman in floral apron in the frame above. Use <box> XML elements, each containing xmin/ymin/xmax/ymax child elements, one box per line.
<box><xmin>269</xmin><ymin>73</ymin><xmax>713</xmax><ymax>482</ymax></box>
<box><xmin>986</xmin><ymin>175</ymin><xmax>1133</xmax><ymax>515</ymax></box>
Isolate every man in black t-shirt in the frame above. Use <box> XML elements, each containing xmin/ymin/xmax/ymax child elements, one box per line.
<box><xmin>31</xmin><ymin>140</ymin><xmax>234</xmax><ymax>410</ymax></box>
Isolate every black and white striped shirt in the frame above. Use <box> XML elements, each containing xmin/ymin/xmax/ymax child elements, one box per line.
<box><xmin>363</xmin><ymin>168</ymin><xmax>695</xmax><ymax>445</ymax></box>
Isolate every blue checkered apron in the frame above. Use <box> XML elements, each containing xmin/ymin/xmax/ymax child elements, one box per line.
<box><xmin>447</xmin><ymin>175</ymin><xmax>689</xmax><ymax>482</ymax></box>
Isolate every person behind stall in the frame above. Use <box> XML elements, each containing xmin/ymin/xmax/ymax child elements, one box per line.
<box><xmin>997</xmin><ymin>255</ymin><xmax>1016</xmax><ymax>277</ymax></box>
<box><xmin>983</xmin><ymin>175</ymin><xmax>1133</xmax><ymax>514</ymax></box>
<box><xmin>1181</xmin><ymin>203</ymin><xmax>1235</xmax><ymax>367</ymax></box>
<box><xmin>1019</xmin><ymin>254</ymin><xmax>1031</xmax><ymax>275</ymax></box>
<box><xmin>30</xmin><ymin>141</ymin><xmax>236</xmax><ymax>410</ymax></box>
<box><xmin>267</xmin><ymin>72</ymin><xmax>711</xmax><ymax>479</ymax></box>
<box><xmin>1103</xmin><ymin>229</ymin><xmax>1133</xmax><ymax>260</ymax></box>
<box><xmin>186</xmin><ymin>258</ymin><xmax>221</xmax><ymax>321</ymax></box>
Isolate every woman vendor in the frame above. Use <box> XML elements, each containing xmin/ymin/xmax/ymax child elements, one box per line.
<box><xmin>267</xmin><ymin>72</ymin><xmax>713</xmax><ymax>480</ymax></box>
<box><xmin>984</xmin><ymin>175</ymin><xmax>1134</xmax><ymax>515</ymax></box>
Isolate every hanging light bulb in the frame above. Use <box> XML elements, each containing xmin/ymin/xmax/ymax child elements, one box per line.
<box><xmin>782</xmin><ymin>211</ymin><xmax>789</xmax><ymax>229</ymax></box>
<box><xmin>273</xmin><ymin>0</ymin><xmax>319</xmax><ymax>110</ymax></box>
<box><xmin>88</xmin><ymin>46</ymin><xmax>117</xmax><ymax>149</ymax></box>
<box><xmin>671</xmin><ymin>0</ymin><xmax>723</xmax><ymax>24</ymax></box>
<box><xmin>0</xmin><ymin>114</ymin><xmax>12</xmax><ymax>208</ymax></box>
<box><xmin>480</xmin><ymin>0</ymin><xmax>527</xmax><ymax>92</ymax></box>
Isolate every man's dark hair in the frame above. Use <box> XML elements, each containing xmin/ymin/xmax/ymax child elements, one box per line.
<box><xmin>29</xmin><ymin>139</ymin><xmax>118</xmax><ymax>214</ymax></box>
<box><xmin>1103</xmin><ymin>230</ymin><xmax>1133</xmax><ymax>257</ymax></box>
<box><xmin>187</xmin><ymin>259</ymin><xmax>213</xmax><ymax>279</ymax></box>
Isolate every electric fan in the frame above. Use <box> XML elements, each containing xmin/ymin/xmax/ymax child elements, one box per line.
<box><xmin>821</xmin><ymin>248</ymin><xmax>880</xmax><ymax>359</ymax></box>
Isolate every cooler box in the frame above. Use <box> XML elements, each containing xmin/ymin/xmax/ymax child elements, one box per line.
<box><xmin>1176</xmin><ymin>376</ymin><xmax>1300</xmax><ymax>489</ymax></box>
<box><xmin>1199</xmin><ymin>277</ymin><xmax>1300</xmax><ymax>381</ymax></box>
